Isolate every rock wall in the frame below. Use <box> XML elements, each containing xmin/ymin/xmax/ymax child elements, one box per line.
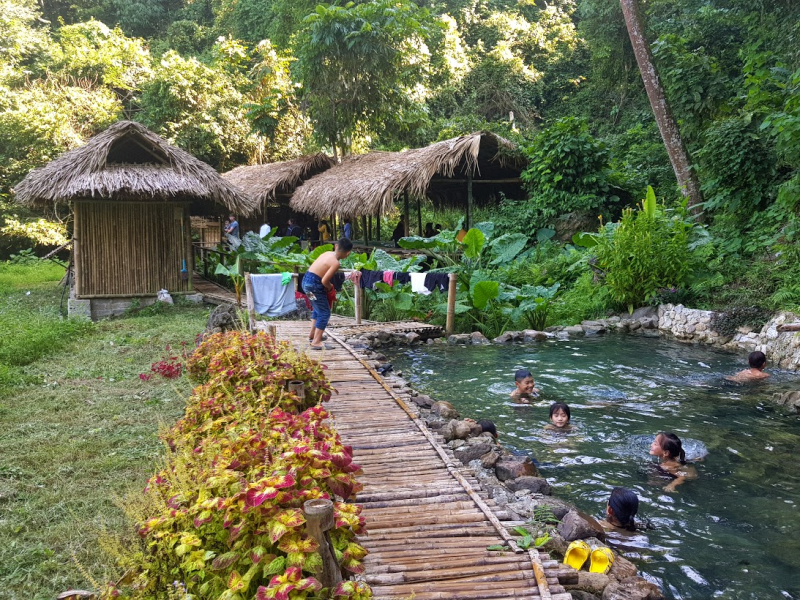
<box><xmin>657</xmin><ymin>304</ymin><xmax>800</xmax><ymax>370</ymax></box>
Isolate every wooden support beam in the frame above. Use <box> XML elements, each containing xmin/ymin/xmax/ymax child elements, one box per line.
<box><xmin>244</xmin><ymin>272</ymin><xmax>256</xmax><ymax>332</ymax></box>
<box><xmin>362</xmin><ymin>215</ymin><xmax>368</xmax><ymax>245</ymax></box>
<box><xmin>466</xmin><ymin>172</ymin><xmax>473</xmax><ymax>230</ymax></box>
<box><xmin>446</xmin><ymin>272</ymin><xmax>457</xmax><ymax>335</ymax></box>
<box><xmin>303</xmin><ymin>499</ymin><xmax>343</xmax><ymax>590</ymax></box>
<box><xmin>404</xmin><ymin>192</ymin><xmax>410</xmax><ymax>237</ymax></box>
<box><xmin>417</xmin><ymin>197</ymin><xmax>423</xmax><ymax>236</ymax></box>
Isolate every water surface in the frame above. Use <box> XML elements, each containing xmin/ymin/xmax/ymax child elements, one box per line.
<box><xmin>389</xmin><ymin>335</ymin><xmax>800</xmax><ymax>599</ymax></box>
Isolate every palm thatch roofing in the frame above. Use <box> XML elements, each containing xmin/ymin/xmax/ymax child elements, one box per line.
<box><xmin>221</xmin><ymin>153</ymin><xmax>335</xmax><ymax>208</ymax></box>
<box><xmin>13</xmin><ymin>120</ymin><xmax>256</xmax><ymax>214</ymax></box>
<box><xmin>289</xmin><ymin>131</ymin><xmax>526</xmax><ymax>218</ymax></box>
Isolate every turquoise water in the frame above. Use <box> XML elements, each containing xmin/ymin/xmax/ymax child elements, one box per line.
<box><xmin>389</xmin><ymin>336</ymin><xmax>800</xmax><ymax>599</ymax></box>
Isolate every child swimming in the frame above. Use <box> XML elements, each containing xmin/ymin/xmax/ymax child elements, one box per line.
<box><xmin>727</xmin><ymin>350</ymin><xmax>770</xmax><ymax>383</ymax></box>
<box><xmin>545</xmin><ymin>402</ymin><xmax>575</xmax><ymax>432</ymax></box>
<box><xmin>649</xmin><ymin>432</ymin><xmax>697</xmax><ymax>492</ymax></box>
<box><xmin>510</xmin><ymin>368</ymin><xmax>540</xmax><ymax>404</ymax></box>
<box><xmin>600</xmin><ymin>487</ymin><xmax>640</xmax><ymax>532</ymax></box>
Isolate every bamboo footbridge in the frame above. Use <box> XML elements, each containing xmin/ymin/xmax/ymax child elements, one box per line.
<box><xmin>267</xmin><ymin>320</ymin><xmax>573</xmax><ymax>600</ymax></box>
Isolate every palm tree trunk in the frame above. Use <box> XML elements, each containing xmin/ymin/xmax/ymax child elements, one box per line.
<box><xmin>620</xmin><ymin>0</ymin><xmax>703</xmax><ymax>215</ymax></box>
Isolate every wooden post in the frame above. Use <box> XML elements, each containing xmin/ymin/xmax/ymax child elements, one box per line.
<box><xmin>267</xmin><ymin>323</ymin><xmax>277</xmax><ymax>338</ymax></box>
<box><xmin>202</xmin><ymin>247</ymin><xmax>209</xmax><ymax>280</ymax></box>
<box><xmin>362</xmin><ymin>215</ymin><xmax>368</xmax><ymax>246</ymax></box>
<box><xmin>367</xmin><ymin>216</ymin><xmax>372</xmax><ymax>240</ymax></box>
<box><xmin>376</xmin><ymin>216</ymin><xmax>381</xmax><ymax>241</ymax></box>
<box><xmin>73</xmin><ymin>205</ymin><xmax>81</xmax><ymax>297</ymax></box>
<box><xmin>303</xmin><ymin>499</ymin><xmax>343</xmax><ymax>590</ymax></box>
<box><xmin>403</xmin><ymin>191</ymin><xmax>410</xmax><ymax>237</ymax></box>
<box><xmin>244</xmin><ymin>273</ymin><xmax>256</xmax><ymax>332</ymax></box>
<box><xmin>288</xmin><ymin>380</ymin><xmax>305</xmax><ymax>399</ymax></box>
<box><xmin>446</xmin><ymin>272</ymin><xmax>457</xmax><ymax>335</ymax></box>
<box><xmin>417</xmin><ymin>197</ymin><xmax>423</xmax><ymax>235</ymax></box>
<box><xmin>354</xmin><ymin>279</ymin><xmax>362</xmax><ymax>325</ymax></box>
<box><xmin>466</xmin><ymin>172</ymin><xmax>473</xmax><ymax>230</ymax></box>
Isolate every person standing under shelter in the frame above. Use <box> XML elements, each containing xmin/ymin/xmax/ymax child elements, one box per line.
<box><xmin>343</xmin><ymin>218</ymin><xmax>352</xmax><ymax>240</ymax></box>
<box><xmin>318</xmin><ymin>220</ymin><xmax>331</xmax><ymax>242</ymax></box>
<box><xmin>259</xmin><ymin>221</ymin><xmax>271</xmax><ymax>238</ymax></box>
<box><xmin>286</xmin><ymin>218</ymin><xmax>302</xmax><ymax>238</ymax></box>
<box><xmin>224</xmin><ymin>214</ymin><xmax>240</xmax><ymax>238</ymax></box>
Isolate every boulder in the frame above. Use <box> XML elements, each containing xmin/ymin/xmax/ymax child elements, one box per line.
<box><xmin>639</xmin><ymin>316</ymin><xmax>658</xmax><ymax>330</ymax></box>
<box><xmin>377</xmin><ymin>330</ymin><xmax>391</xmax><ymax>342</ymax></box>
<box><xmin>431</xmin><ymin>401</ymin><xmax>458</xmax><ymax>419</ymax></box>
<box><xmin>470</xmin><ymin>331</ymin><xmax>491</xmax><ymax>345</ymax></box>
<box><xmin>539</xmin><ymin>531</ymin><xmax>569</xmax><ymax>556</ymax></box>
<box><xmin>206</xmin><ymin>303</ymin><xmax>244</xmax><ymax>333</ymax></box>
<box><xmin>567</xmin><ymin>572</ymin><xmax>611</xmax><ymax>596</ymax></box>
<box><xmin>405</xmin><ymin>332</ymin><xmax>420</xmax><ymax>344</ymax></box>
<box><xmin>570</xmin><ymin>592</ymin><xmax>601</xmax><ymax>600</ymax></box>
<box><xmin>535</xmin><ymin>496</ymin><xmax>575</xmax><ymax>520</ymax></box>
<box><xmin>523</xmin><ymin>329</ymin><xmax>549</xmax><ymax>341</ymax></box>
<box><xmin>412</xmin><ymin>395</ymin><xmax>434</xmax><ymax>409</ymax></box>
<box><xmin>630</xmin><ymin>306</ymin><xmax>658</xmax><ymax>321</ymax></box>
<box><xmin>495</xmin><ymin>456</ymin><xmax>539</xmax><ymax>481</ymax></box>
<box><xmin>447</xmin><ymin>333</ymin><xmax>471</xmax><ymax>345</ymax></box>
<box><xmin>493</xmin><ymin>332</ymin><xmax>515</xmax><ymax>343</ymax></box>
<box><xmin>480</xmin><ymin>450</ymin><xmax>501</xmax><ymax>469</ymax></box>
<box><xmin>609</xmin><ymin>554</ymin><xmax>638</xmax><ymax>580</ymax></box>
<box><xmin>452</xmin><ymin>420</ymin><xmax>474</xmax><ymax>440</ymax></box>
<box><xmin>454</xmin><ymin>443</ymin><xmax>493</xmax><ymax>463</ymax></box>
<box><xmin>582</xmin><ymin>320</ymin><xmax>607</xmax><ymax>335</ymax></box>
<box><xmin>602</xmin><ymin>577</ymin><xmax>664</xmax><ymax>600</ymax></box>
<box><xmin>505</xmin><ymin>476</ymin><xmax>551</xmax><ymax>495</ymax></box>
<box><xmin>565</xmin><ymin>325</ymin><xmax>584</xmax><ymax>335</ymax></box>
<box><xmin>557</xmin><ymin>510</ymin><xmax>606</xmax><ymax>542</ymax></box>
<box><xmin>773</xmin><ymin>391</ymin><xmax>800</xmax><ymax>411</ymax></box>
<box><xmin>439</xmin><ymin>420</ymin><xmax>458</xmax><ymax>441</ymax></box>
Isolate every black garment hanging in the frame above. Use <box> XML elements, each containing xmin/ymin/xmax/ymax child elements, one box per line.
<box><xmin>394</xmin><ymin>272</ymin><xmax>411</xmax><ymax>286</ymax></box>
<box><xmin>360</xmin><ymin>269</ymin><xmax>385</xmax><ymax>290</ymax></box>
<box><xmin>424</xmin><ymin>272</ymin><xmax>450</xmax><ymax>293</ymax></box>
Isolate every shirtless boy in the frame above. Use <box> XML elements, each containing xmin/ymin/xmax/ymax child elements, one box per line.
<box><xmin>727</xmin><ymin>350</ymin><xmax>770</xmax><ymax>383</ymax></box>
<box><xmin>302</xmin><ymin>238</ymin><xmax>353</xmax><ymax>349</ymax></box>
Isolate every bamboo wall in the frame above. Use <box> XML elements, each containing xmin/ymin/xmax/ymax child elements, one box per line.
<box><xmin>74</xmin><ymin>201</ymin><xmax>192</xmax><ymax>297</ymax></box>
<box><xmin>191</xmin><ymin>217</ymin><xmax>222</xmax><ymax>248</ymax></box>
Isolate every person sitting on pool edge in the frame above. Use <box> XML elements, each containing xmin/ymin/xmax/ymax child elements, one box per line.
<box><xmin>600</xmin><ymin>487</ymin><xmax>640</xmax><ymax>532</ymax></box>
<box><xmin>303</xmin><ymin>237</ymin><xmax>353</xmax><ymax>350</ymax></box>
<box><xmin>727</xmin><ymin>350</ymin><xmax>770</xmax><ymax>383</ymax></box>
<box><xmin>510</xmin><ymin>368</ymin><xmax>540</xmax><ymax>403</ymax></box>
<box><xmin>650</xmin><ymin>432</ymin><xmax>697</xmax><ymax>492</ymax></box>
<box><xmin>545</xmin><ymin>402</ymin><xmax>575</xmax><ymax>432</ymax></box>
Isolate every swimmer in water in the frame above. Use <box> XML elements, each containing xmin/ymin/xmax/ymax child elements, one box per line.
<box><xmin>599</xmin><ymin>487</ymin><xmax>639</xmax><ymax>532</ymax></box>
<box><xmin>727</xmin><ymin>350</ymin><xmax>770</xmax><ymax>383</ymax></box>
<box><xmin>510</xmin><ymin>368</ymin><xmax>540</xmax><ymax>404</ymax></box>
<box><xmin>544</xmin><ymin>402</ymin><xmax>575</xmax><ymax>432</ymax></box>
<box><xmin>649</xmin><ymin>432</ymin><xmax>697</xmax><ymax>492</ymax></box>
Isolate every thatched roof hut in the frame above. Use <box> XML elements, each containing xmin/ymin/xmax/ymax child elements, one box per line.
<box><xmin>222</xmin><ymin>153</ymin><xmax>335</xmax><ymax>207</ymax></box>
<box><xmin>13</xmin><ymin>120</ymin><xmax>254</xmax><ymax>214</ymax></box>
<box><xmin>289</xmin><ymin>132</ymin><xmax>526</xmax><ymax>219</ymax></box>
<box><xmin>12</xmin><ymin>121</ymin><xmax>255</xmax><ymax>316</ymax></box>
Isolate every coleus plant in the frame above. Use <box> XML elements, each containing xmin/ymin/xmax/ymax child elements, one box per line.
<box><xmin>104</xmin><ymin>335</ymin><xmax>371</xmax><ymax>600</ymax></box>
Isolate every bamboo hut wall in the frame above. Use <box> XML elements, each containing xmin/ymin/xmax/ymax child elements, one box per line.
<box><xmin>75</xmin><ymin>201</ymin><xmax>191</xmax><ymax>297</ymax></box>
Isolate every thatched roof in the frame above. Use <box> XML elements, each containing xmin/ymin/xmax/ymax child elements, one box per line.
<box><xmin>289</xmin><ymin>131</ymin><xmax>526</xmax><ymax>218</ymax></box>
<box><xmin>222</xmin><ymin>153</ymin><xmax>335</xmax><ymax>208</ymax></box>
<box><xmin>13</xmin><ymin>120</ymin><xmax>256</xmax><ymax>214</ymax></box>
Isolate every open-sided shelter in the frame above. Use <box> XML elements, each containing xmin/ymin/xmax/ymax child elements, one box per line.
<box><xmin>223</xmin><ymin>154</ymin><xmax>335</xmax><ymax>237</ymax></box>
<box><xmin>13</xmin><ymin>120</ymin><xmax>255</xmax><ymax>318</ymax></box>
<box><xmin>289</xmin><ymin>132</ymin><xmax>526</xmax><ymax>231</ymax></box>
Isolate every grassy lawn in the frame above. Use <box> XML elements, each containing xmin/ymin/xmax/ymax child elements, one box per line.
<box><xmin>0</xmin><ymin>263</ymin><xmax>211</xmax><ymax>599</ymax></box>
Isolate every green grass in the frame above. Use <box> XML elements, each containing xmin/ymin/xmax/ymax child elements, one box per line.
<box><xmin>0</xmin><ymin>263</ymin><xmax>211</xmax><ymax>599</ymax></box>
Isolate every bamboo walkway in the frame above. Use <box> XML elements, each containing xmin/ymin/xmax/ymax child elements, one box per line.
<box><xmin>269</xmin><ymin>321</ymin><xmax>573</xmax><ymax>600</ymax></box>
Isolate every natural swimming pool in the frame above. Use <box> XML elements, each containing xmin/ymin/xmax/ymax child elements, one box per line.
<box><xmin>388</xmin><ymin>335</ymin><xmax>800</xmax><ymax>599</ymax></box>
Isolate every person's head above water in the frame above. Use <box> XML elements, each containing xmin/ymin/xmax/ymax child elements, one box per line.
<box><xmin>607</xmin><ymin>487</ymin><xmax>639</xmax><ymax>531</ymax></box>
<box><xmin>513</xmin><ymin>368</ymin><xmax>535</xmax><ymax>393</ymax></box>
<box><xmin>749</xmin><ymin>351</ymin><xmax>767</xmax><ymax>369</ymax></box>
<box><xmin>477</xmin><ymin>419</ymin><xmax>498</xmax><ymax>439</ymax></box>
<box><xmin>650</xmin><ymin>432</ymin><xmax>686</xmax><ymax>464</ymax></box>
<box><xmin>549</xmin><ymin>402</ymin><xmax>571</xmax><ymax>428</ymax></box>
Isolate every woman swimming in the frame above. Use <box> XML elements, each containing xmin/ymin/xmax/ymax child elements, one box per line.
<box><xmin>600</xmin><ymin>487</ymin><xmax>639</xmax><ymax>532</ymax></box>
<box><xmin>544</xmin><ymin>402</ymin><xmax>575</xmax><ymax>433</ymax></box>
<box><xmin>649</xmin><ymin>432</ymin><xmax>697</xmax><ymax>492</ymax></box>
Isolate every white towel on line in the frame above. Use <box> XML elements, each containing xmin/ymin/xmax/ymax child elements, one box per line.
<box><xmin>250</xmin><ymin>273</ymin><xmax>296</xmax><ymax>316</ymax></box>
<box><xmin>410</xmin><ymin>272</ymin><xmax>430</xmax><ymax>295</ymax></box>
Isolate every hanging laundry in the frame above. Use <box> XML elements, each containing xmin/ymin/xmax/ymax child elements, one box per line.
<box><xmin>382</xmin><ymin>271</ymin><xmax>394</xmax><ymax>287</ymax></box>
<box><xmin>360</xmin><ymin>269</ymin><xmax>384</xmax><ymax>290</ymax></box>
<box><xmin>410</xmin><ymin>272</ymin><xmax>430</xmax><ymax>295</ymax></box>
<box><xmin>394</xmin><ymin>272</ymin><xmax>411</xmax><ymax>286</ymax></box>
<box><xmin>424</xmin><ymin>272</ymin><xmax>450</xmax><ymax>293</ymax></box>
<box><xmin>250</xmin><ymin>273</ymin><xmax>296</xmax><ymax>316</ymax></box>
<box><xmin>280</xmin><ymin>271</ymin><xmax>293</xmax><ymax>286</ymax></box>
<box><xmin>331</xmin><ymin>272</ymin><xmax>346</xmax><ymax>291</ymax></box>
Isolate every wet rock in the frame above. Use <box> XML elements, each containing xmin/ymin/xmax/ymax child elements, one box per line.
<box><xmin>454</xmin><ymin>443</ymin><xmax>493</xmax><ymax>463</ymax></box>
<box><xmin>412</xmin><ymin>394</ymin><xmax>434</xmax><ymax>409</ymax></box>
<box><xmin>557</xmin><ymin>331</ymin><xmax>570</xmax><ymax>340</ymax></box>
<box><xmin>567</xmin><ymin>572</ymin><xmax>611</xmax><ymax>596</ymax></box>
<box><xmin>609</xmin><ymin>554</ymin><xmax>638</xmax><ymax>580</ymax></box>
<box><xmin>557</xmin><ymin>510</ymin><xmax>606</xmax><ymax>542</ymax></box>
<box><xmin>493</xmin><ymin>332</ymin><xmax>515</xmax><ymax>343</ymax></box>
<box><xmin>406</xmin><ymin>332</ymin><xmax>420</xmax><ymax>344</ymax></box>
<box><xmin>565</xmin><ymin>325</ymin><xmax>584</xmax><ymax>335</ymax></box>
<box><xmin>505</xmin><ymin>476</ymin><xmax>552</xmax><ymax>495</ymax></box>
<box><xmin>495</xmin><ymin>456</ymin><xmax>539</xmax><ymax>481</ymax></box>
<box><xmin>480</xmin><ymin>450</ymin><xmax>501</xmax><ymax>469</ymax></box>
<box><xmin>582</xmin><ymin>321</ymin><xmax>607</xmax><ymax>335</ymax></box>
<box><xmin>431</xmin><ymin>401</ymin><xmax>458</xmax><ymax>419</ymax></box>
<box><xmin>523</xmin><ymin>329</ymin><xmax>549</xmax><ymax>341</ymax></box>
<box><xmin>570</xmin><ymin>591</ymin><xmax>601</xmax><ymax>600</ymax></box>
<box><xmin>447</xmin><ymin>333</ymin><xmax>471</xmax><ymax>345</ymax></box>
<box><xmin>427</xmin><ymin>337</ymin><xmax>435</xmax><ymax>345</ymax></box>
<box><xmin>639</xmin><ymin>317</ymin><xmax>658</xmax><ymax>330</ymax></box>
<box><xmin>377</xmin><ymin>330</ymin><xmax>391</xmax><ymax>342</ymax></box>
<box><xmin>536</xmin><ymin>496</ymin><xmax>575</xmax><ymax>519</ymax></box>
<box><xmin>540</xmin><ymin>531</ymin><xmax>569</xmax><ymax>556</ymax></box>
<box><xmin>449</xmin><ymin>439</ymin><xmax>466</xmax><ymax>449</ymax></box>
<box><xmin>773</xmin><ymin>391</ymin><xmax>800</xmax><ymax>411</ymax></box>
<box><xmin>439</xmin><ymin>420</ymin><xmax>457</xmax><ymax>441</ymax></box>
<box><xmin>470</xmin><ymin>331</ymin><xmax>490</xmax><ymax>345</ymax></box>
<box><xmin>453</xmin><ymin>420</ymin><xmax>474</xmax><ymax>440</ymax></box>
<box><xmin>602</xmin><ymin>576</ymin><xmax>664</xmax><ymax>600</ymax></box>
<box><xmin>630</xmin><ymin>306</ymin><xmax>658</xmax><ymax>320</ymax></box>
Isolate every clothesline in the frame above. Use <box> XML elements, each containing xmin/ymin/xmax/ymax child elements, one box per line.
<box><xmin>330</xmin><ymin>269</ymin><xmax>450</xmax><ymax>295</ymax></box>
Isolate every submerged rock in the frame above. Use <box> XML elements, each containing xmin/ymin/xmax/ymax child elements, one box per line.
<box><xmin>523</xmin><ymin>329</ymin><xmax>549</xmax><ymax>341</ymax></box>
<box><xmin>447</xmin><ymin>334</ymin><xmax>471</xmax><ymax>345</ymax></box>
<box><xmin>470</xmin><ymin>331</ymin><xmax>490</xmax><ymax>345</ymax></box>
<box><xmin>431</xmin><ymin>401</ymin><xmax>458</xmax><ymax>419</ymax></box>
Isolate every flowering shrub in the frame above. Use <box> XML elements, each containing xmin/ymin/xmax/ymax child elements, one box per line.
<box><xmin>104</xmin><ymin>333</ymin><xmax>371</xmax><ymax>600</ymax></box>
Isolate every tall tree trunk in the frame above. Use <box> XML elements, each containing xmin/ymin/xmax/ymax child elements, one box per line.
<box><xmin>620</xmin><ymin>0</ymin><xmax>703</xmax><ymax>215</ymax></box>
